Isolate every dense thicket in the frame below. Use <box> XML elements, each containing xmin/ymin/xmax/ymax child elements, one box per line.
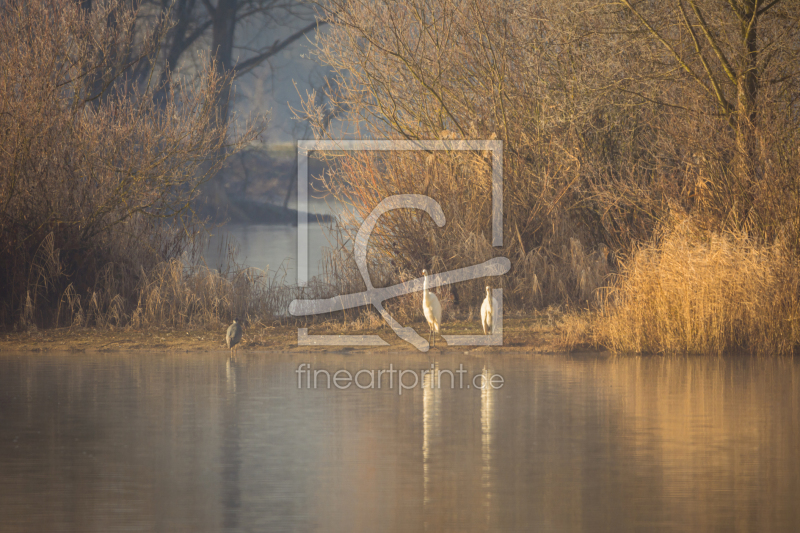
<box><xmin>301</xmin><ymin>0</ymin><xmax>800</xmax><ymax>317</ymax></box>
<box><xmin>0</xmin><ymin>0</ymin><xmax>258</xmax><ymax>327</ymax></box>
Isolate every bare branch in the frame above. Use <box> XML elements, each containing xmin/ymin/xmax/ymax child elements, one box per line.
<box><xmin>620</xmin><ymin>0</ymin><xmax>716</xmax><ymax>100</ymax></box>
<box><xmin>687</xmin><ymin>0</ymin><xmax>739</xmax><ymax>87</ymax></box>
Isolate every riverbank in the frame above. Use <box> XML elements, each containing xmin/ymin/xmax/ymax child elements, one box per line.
<box><xmin>0</xmin><ymin>316</ymin><xmax>587</xmax><ymax>355</ymax></box>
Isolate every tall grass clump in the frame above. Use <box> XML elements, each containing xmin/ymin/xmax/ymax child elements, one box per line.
<box><xmin>129</xmin><ymin>259</ymin><xmax>298</xmax><ymax>330</ymax></box>
<box><xmin>598</xmin><ymin>218</ymin><xmax>800</xmax><ymax>356</ymax></box>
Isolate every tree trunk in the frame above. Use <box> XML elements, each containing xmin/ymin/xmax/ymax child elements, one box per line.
<box><xmin>204</xmin><ymin>0</ymin><xmax>247</xmax><ymax>220</ymax></box>
<box><xmin>153</xmin><ymin>0</ymin><xmax>198</xmax><ymax>106</ymax></box>
<box><xmin>734</xmin><ymin>0</ymin><xmax>759</xmax><ymax>186</ymax></box>
<box><xmin>212</xmin><ymin>0</ymin><xmax>237</xmax><ymax>126</ymax></box>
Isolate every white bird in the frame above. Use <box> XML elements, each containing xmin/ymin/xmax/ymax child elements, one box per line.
<box><xmin>480</xmin><ymin>285</ymin><xmax>498</xmax><ymax>335</ymax></box>
<box><xmin>421</xmin><ymin>269</ymin><xmax>442</xmax><ymax>347</ymax></box>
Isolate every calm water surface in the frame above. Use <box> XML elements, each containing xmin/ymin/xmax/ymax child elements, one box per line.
<box><xmin>0</xmin><ymin>352</ymin><xmax>798</xmax><ymax>532</ymax></box>
<box><xmin>203</xmin><ymin>199</ymin><xmax>344</xmax><ymax>283</ymax></box>
<box><xmin>204</xmin><ymin>223</ymin><xmax>333</xmax><ymax>283</ymax></box>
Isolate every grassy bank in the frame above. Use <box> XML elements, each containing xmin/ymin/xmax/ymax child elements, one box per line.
<box><xmin>0</xmin><ymin>315</ymin><xmax>571</xmax><ymax>355</ymax></box>
<box><xmin>7</xmin><ymin>228</ymin><xmax>799</xmax><ymax>356</ymax></box>
<box><xmin>9</xmin><ymin>215</ymin><xmax>800</xmax><ymax>356</ymax></box>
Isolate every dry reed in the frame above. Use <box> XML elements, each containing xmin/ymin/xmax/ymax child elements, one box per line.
<box><xmin>128</xmin><ymin>259</ymin><xmax>294</xmax><ymax>330</ymax></box>
<box><xmin>13</xmin><ymin>230</ymin><xmax>310</xmax><ymax>331</ymax></box>
<box><xmin>597</xmin><ymin>218</ymin><xmax>800</xmax><ymax>355</ymax></box>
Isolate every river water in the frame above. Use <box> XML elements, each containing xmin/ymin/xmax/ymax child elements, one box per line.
<box><xmin>203</xmin><ymin>223</ymin><xmax>333</xmax><ymax>283</ymax></box>
<box><xmin>203</xmin><ymin>199</ymin><xmax>343</xmax><ymax>284</ymax></box>
<box><xmin>0</xmin><ymin>351</ymin><xmax>798</xmax><ymax>532</ymax></box>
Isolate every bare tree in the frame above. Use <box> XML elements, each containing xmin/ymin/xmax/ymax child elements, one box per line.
<box><xmin>123</xmin><ymin>0</ymin><xmax>326</xmax><ymax>216</ymax></box>
<box><xmin>609</xmin><ymin>0</ymin><xmax>800</xmax><ymax>232</ymax></box>
<box><xmin>299</xmin><ymin>0</ymin><xmax>629</xmax><ymax>307</ymax></box>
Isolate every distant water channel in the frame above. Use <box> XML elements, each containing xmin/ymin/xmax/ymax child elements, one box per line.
<box><xmin>203</xmin><ymin>198</ymin><xmax>343</xmax><ymax>284</ymax></box>
<box><xmin>1</xmin><ymin>352</ymin><xmax>798</xmax><ymax>532</ymax></box>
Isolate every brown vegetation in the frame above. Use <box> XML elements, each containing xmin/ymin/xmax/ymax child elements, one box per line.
<box><xmin>0</xmin><ymin>0</ymin><xmax>260</xmax><ymax>328</ymax></box>
<box><xmin>296</xmin><ymin>0</ymin><xmax>800</xmax><ymax>354</ymax></box>
<box><xmin>597</xmin><ymin>216</ymin><xmax>800</xmax><ymax>355</ymax></box>
<box><xmin>4</xmin><ymin>0</ymin><xmax>800</xmax><ymax>355</ymax></box>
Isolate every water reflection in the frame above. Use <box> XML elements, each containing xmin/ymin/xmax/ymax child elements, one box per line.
<box><xmin>422</xmin><ymin>365</ymin><xmax>438</xmax><ymax>509</ymax></box>
<box><xmin>222</xmin><ymin>358</ymin><xmax>241</xmax><ymax>530</ymax></box>
<box><xmin>480</xmin><ymin>365</ymin><xmax>493</xmax><ymax>528</ymax></box>
<box><xmin>0</xmin><ymin>352</ymin><xmax>798</xmax><ymax>532</ymax></box>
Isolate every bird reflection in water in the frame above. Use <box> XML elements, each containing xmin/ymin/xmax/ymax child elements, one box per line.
<box><xmin>481</xmin><ymin>364</ymin><xmax>494</xmax><ymax>527</ymax></box>
<box><xmin>222</xmin><ymin>356</ymin><xmax>241</xmax><ymax>530</ymax></box>
<box><xmin>422</xmin><ymin>364</ymin><xmax>440</xmax><ymax>509</ymax></box>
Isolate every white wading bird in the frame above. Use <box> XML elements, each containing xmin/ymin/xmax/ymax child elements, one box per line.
<box><xmin>421</xmin><ymin>269</ymin><xmax>442</xmax><ymax>347</ymax></box>
<box><xmin>481</xmin><ymin>285</ymin><xmax>498</xmax><ymax>335</ymax></box>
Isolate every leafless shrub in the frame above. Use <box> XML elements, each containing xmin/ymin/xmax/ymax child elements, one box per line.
<box><xmin>296</xmin><ymin>0</ymin><xmax>800</xmax><ymax>354</ymax></box>
<box><xmin>0</xmin><ymin>0</ymin><xmax>262</xmax><ymax>327</ymax></box>
<box><xmin>298</xmin><ymin>0</ymin><xmax>669</xmax><ymax>310</ymax></box>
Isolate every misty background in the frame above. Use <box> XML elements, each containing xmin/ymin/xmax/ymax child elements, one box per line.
<box><xmin>132</xmin><ymin>0</ymin><xmax>337</xmax><ymax>222</ymax></box>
